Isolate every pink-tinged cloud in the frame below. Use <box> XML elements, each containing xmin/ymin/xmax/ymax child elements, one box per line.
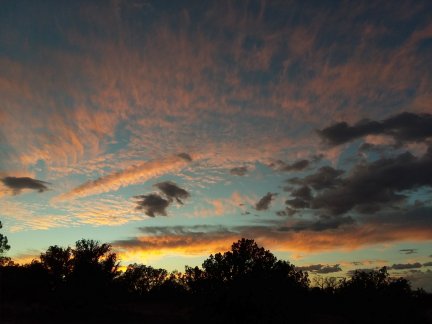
<box><xmin>54</xmin><ymin>155</ymin><xmax>192</xmax><ymax>201</ymax></box>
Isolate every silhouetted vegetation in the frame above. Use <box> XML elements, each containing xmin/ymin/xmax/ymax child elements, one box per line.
<box><xmin>1</xmin><ymin>235</ymin><xmax>431</xmax><ymax>323</ymax></box>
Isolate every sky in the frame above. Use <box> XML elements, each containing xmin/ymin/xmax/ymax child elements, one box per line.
<box><xmin>1</xmin><ymin>0</ymin><xmax>432</xmax><ymax>290</ymax></box>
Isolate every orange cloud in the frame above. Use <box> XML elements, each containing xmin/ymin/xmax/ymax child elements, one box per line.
<box><xmin>54</xmin><ymin>155</ymin><xmax>191</xmax><ymax>201</ymax></box>
<box><xmin>113</xmin><ymin>221</ymin><xmax>432</xmax><ymax>266</ymax></box>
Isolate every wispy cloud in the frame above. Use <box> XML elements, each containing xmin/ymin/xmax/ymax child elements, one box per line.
<box><xmin>54</xmin><ymin>155</ymin><xmax>191</xmax><ymax>201</ymax></box>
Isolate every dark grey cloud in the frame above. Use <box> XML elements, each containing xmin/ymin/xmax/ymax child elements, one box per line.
<box><xmin>347</xmin><ymin>268</ymin><xmax>375</xmax><ymax>276</ymax></box>
<box><xmin>358</xmin><ymin>142</ymin><xmax>389</xmax><ymax>153</ymax></box>
<box><xmin>255</xmin><ymin>192</ymin><xmax>277</xmax><ymax>211</ymax></box>
<box><xmin>285</xmin><ymin>198</ymin><xmax>309</xmax><ymax>209</ymax></box>
<box><xmin>389</xmin><ymin>262</ymin><xmax>423</xmax><ymax>270</ymax></box>
<box><xmin>279</xmin><ymin>215</ymin><xmax>354</xmax><ymax>232</ymax></box>
<box><xmin>291</xmin><ymin>185</ymin><xmax>312</xmax><ymax>200</ymax></box>
<box><xmin>271</xmin><ymin>159</ymin><xmax>310</xmax><ymax>172</ymax></box>
<box><xmin>135</xmin><ymin>181</ymin><xmax>190</xmax><ymax>216</ymax></box>
<box><xmin>134</xmin><ymin>193</ymin><xmax>170</xmax><ymax>217</ymax></box>
<box><xmin>230</xmin><ymin>166</ymin><xmax>248</xmax><ymax>176</ymax></box>
<box><xmin>177</xmin><ymin>153</ymin><xmax>192</xmax><ymax>162</ymax></box>
<box><xmin>366</xmin><ymin>206</ymin><xmax>432</xmax><ymax>231</ymax></box>
<box><xmin>154</xmin><ymin>181</ymin><xmax>190</xmax><ymax>204</ymax></box>
<box><xmin>318</xmin><ymin>112</ymin><xmax>432</xmax><ymax>146</ymax></box>
<box><xmin>399</xmin><ymin>249</ymin><xmax>417</xmax><ymax>255</ymax></box>
<box><xmin>288</xmin><ymin>148</ymin><xmax>432</xmax><ymax>215</ymax></box>
<box><xmin>276</xmin><ymin>208</ymin><xmax>296</xmax><ymax>217</ymax></box>
<box><xmin>138</xmin><ymin>225</ymin><xmax>226</xmax><ymax>236</ymax></box>
<box><xmin>1</xmin><ymin>176</ymin><xmax>50</xmax><ymax>194</ymax></box>
<box><xmin>288</xmin><ymin>166</ymin><xmax>344</xmax><ymax>190</ymax></box>
<box><xmin>285</xmin><ymin>185</ymin><xmax>313</xmax><ymax>209</ymax></box>
<box><xmin>297</xmin><ymin>264</ymin><xmax>342</xmax><ymax>274</ymax></box>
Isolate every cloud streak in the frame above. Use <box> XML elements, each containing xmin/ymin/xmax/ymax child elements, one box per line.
<box><xmin>55</xmin><ymin>155</ymin><xmax>190</xmax><ymax>200</ymax></box>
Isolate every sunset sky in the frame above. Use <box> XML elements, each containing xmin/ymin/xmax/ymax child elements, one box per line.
<box><xmin>1</xmin><ymin>0</ymin><xmax>432</xmax><ymax>290</ymax></box>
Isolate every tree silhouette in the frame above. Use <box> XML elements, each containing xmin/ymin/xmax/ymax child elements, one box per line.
<box><xmin>201</xmin><ymin>238</ymin><xmax>308</xmax><ymax>288</ymax></box>
<box><xmin>0</xmin><ymin>220</ymin><xmax>11</xmax><ymax>266</ymax></box>
<box><xmin>192</xmin><ymin>239</ymin><xmax>310</xmax><ymax>322</ymax></box>
<box><xmin>203</xmin><ymin>238</ymin><xmax>276</xmax><ymax>281</ymax></box>
<box><xmin>1</xmin><ymin>236</ymin><xmax>431</xmax><ymax>323</ymax></box>
<box><xmin>40</xmin><ymin>245</ymin><xmax>72</xmax><ymax>290</ymax></box>
<box><xmin>120</xmin><ymin>263</ymin><xmax>168</xmax><ymax>295</ymax></box>
<box><xmin>339</xmin><ymin>266</ymin><xmax>411</xmax><ymax>296</ymax></box>
<box><xmin>69</xmin><ymin>239</ymin><xmax>119</xmax><ymax>301</ymax></box>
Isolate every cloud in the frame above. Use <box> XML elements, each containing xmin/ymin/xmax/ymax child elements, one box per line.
<box><xmin>318</xmin><ymin>112</ymin><xmax>432</xmax><ymax>146</ymax></box>
<box><xmin>287</xmin><ymin>148</ymin><xmax>432</xmax><ymax>215</ymax></box>
<box><xmin>279</xmin><ymin>215</ymin><xmax>355</xmax><ymax>232</ymax></box>
<box><xmin>55</xmin><ymin>155</ymin><xmax>190</xmax><ymax>201</ymax></box>
<box><xmin>399</xmin><ymin>249</ymin><xmax>417</xmax><ymax>255</ymax></box>
<box><xmin>404</xmin><ymin>270</ymin><xmax>432</xmax><ymax>292</ymax></box>
<box><xmin>285</xmin><ymin>198</ymin><xmax>309</xmax><ymax>209</ymax></box>
<box><xmin>134</xmin><ymin>193</ymin><xmax>170</xmax><ymax>217</ymax></box>
<box><xmin>177</xmin><ymin>153</ymin><xmax>192</xmax><ymax>162</ymax></box>
<box><xmin>255</xmin><ymin>192</ymin><xmax>277</xmax><ymax>211</ymax></box>
<box><xmin>154</xmin><ymin>181</ymin><xmax>190</xmax><ymax>204</ymax></box>
<box><xmin>113</xmin><ymin>204</ymin><xmax>432</xmax><ymax>259</ymax></box>
<box><xmin>347</xmin><ymin>268</ymin><xmax>376</xmax><ymax>276</ymax></box>
<box><xmin>285</xmin><ymin>185</ymin><xmax>313</xmax><ymax>209</ymax></box>
<box><xmin>389</xmin><ymin>262</ymin><xmax>423</xmax><ymax>270</ymax></box>
<box><xmin>0</xmin><ymin>200</ymin><xmax>71</xmax><ymax>232</ymax></box>
<box><xmin>296</xmin><ymin>264</ymin><xmax>342</xmax><ymax>274</ymax></box>
<box><xmin>134</xmin><ymin>181</ymin><xmax>190</xmax><ymax>217</ymax></box>
<box><xmin>287</xmin><ymin>166</ymin><xmax>344</xmax><ymax>190</ymax></box>
<box><xmin>271</xmin><ymin>159</ymin><xmax>310</xmax><ymax>172</ymax></box>
<box><xmin>113</xmin><ymin>225</ymin><xmax>239</xmax><ymax>258</ymax></box>
<box><xmin>230</xmin><ymin>166</ymin><xmax>248</xmax><ymax>176</ymax></box>
<box><xmin>276</xmin><ymin>208</ymin><xmax>296</xmax><ymax>217</ymax></box>
<box><xmin>1</xmin><ymin>176</ymin><xmax>50</xmax><ymax>195</ymax></box>
<box><xmin>192</xmin><ymin>192</ymin><xmax>254</xmax><ymax>218</ymax></box>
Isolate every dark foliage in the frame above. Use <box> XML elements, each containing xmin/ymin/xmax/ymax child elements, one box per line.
<box><xmin>0</xmin><ymin>221</ymin><xmax>11</xmax><ymax>266</ymax></box>
<box><xmin>0</xmin><ymin>236</ymin><xmax>431</xmax><ymax>323</ymax></box>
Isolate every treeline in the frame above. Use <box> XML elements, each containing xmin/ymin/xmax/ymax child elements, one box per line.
<box><xmin>1</xmin><ymin>238</ymin><xmax>431</xmax><ymax>323</ymax></box>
